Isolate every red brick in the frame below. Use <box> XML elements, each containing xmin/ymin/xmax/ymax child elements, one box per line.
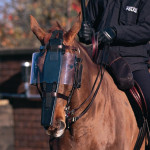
<box><xmin>0</xmin><ymin>53</ymin><xmax>50</xmax><ymax>150</ymax></box>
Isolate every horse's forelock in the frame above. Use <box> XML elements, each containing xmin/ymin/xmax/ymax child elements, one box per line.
<box><xmin>48</xmin><ymin>21</ymin><xmax>65</xmax><ymax>33</ymax></box>
<box><xmin>44</xmin><ymin>22</ymin><xmax>70</xmax><ymax>45</ymax></box>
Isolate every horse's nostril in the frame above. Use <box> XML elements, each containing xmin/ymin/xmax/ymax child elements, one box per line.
<box><xmin>59</xmin><ymin>121</ymin><xmax>66</xmax><ymax>130</ymax></box>
<box><xmin>46</xmin><ymin>120</ymin><xmax>66</xmax><ymax>137</ymax></box>
<box><xmin>53</xmin><ymin>121</ymin><xmax>66</xmax><ymax>137</ymax></box>
<box><xmin>55</xmin><ymin>120</ymin><xmax>66</xmax><ymax>130</ymax></box>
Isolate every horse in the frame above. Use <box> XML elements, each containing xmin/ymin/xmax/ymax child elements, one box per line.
<box><xmin>30</xmin><ymin>15</ymin><xmax>146</xmax><ymax>150</ymax></box>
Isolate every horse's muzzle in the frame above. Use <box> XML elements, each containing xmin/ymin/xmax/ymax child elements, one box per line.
<box><xmin>46</xmin><ymin>120</ymin><xmax>66</xmax><ymax>137</ymax></box>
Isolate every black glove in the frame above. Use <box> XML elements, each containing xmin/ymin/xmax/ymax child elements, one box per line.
<box><xmin>78</xmin><ymin>22</ymin><xmax>93</xmax><ymax>45</ymax></box>
<box><xmin>98</xmin><ymin>27</ymin><xmax>117</xmax><ymax>44</ymax></box>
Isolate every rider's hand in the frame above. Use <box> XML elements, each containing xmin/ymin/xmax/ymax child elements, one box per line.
<box><xmin>78</xmin><ymin>22</ymin><xmax>93</xmax><ymax>45</ymax></box>
<box><xmin>98</xmin><ymin>27</ymin><xmax>117</xmax><ymax>44</ymax></box>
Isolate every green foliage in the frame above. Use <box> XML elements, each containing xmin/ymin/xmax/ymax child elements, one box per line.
<box><xmin>0</xmin><ymin>0</ymin><xmax>80</xmax><ymax>48</ymax></box>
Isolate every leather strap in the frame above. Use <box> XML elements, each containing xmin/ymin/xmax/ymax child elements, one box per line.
<box><xmin>128</xmin><ymin>81</ymin><xmax>149</xmax><ymax>150</ymax></box>
<box><xmin>42</xmin><ymin>92</ymin><xmax>68</xmax><ymax>101</ymax></box>
<box><xmin>134</xmin><ymin>80</ymin><xmax>148</xmax><ymax>116</ymax></box>
<box><xmin>129</xmin><ymin>87</ymin><xmax>143</xmax><ymax>114</ymax></box>
<box><xmin>129</xmin><ymin>81</ymin><xmax>148</xmax><ymax>118</ymax></box>
<box><xmin>134</xmin><ymin>119</ymin><xmax>147</xmax><ymax>150</ymax></box>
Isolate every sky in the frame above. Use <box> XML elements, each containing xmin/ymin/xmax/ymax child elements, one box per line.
<box><xmin>0</xmin><ymin>0</ymin><xmax>10</xmax><ymax>6</ymax></box>
<box><xmin>0</xmin><ymin>0</ymin><xmax>12</xmax><ymax>20</ymax></box>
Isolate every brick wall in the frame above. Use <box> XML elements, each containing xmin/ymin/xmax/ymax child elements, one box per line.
<box><xmin>0</xmin><ymin>100</ymin><xmax>14</xmax><ymax>150</ymax></box>
<box><xmin>0</xmin><ymin>49</ymin><xmax>37</xmax><ymax>94</ymax></box>
<box><xmin>11</xmin><ymin>99</ymin><xmax>49</xmax><ymax>150</ymax></box>
<box><xmin>0</xmin><ymin>49</ymin><xmax>50</xmax><ymax>150</ymax></box>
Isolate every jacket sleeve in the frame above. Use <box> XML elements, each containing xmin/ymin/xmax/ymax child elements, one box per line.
<box><xmin>114</xmin><ymin>0</ymin><xmax>150</xmax><ymax>44</ymax></box>
<box><xmin>86</xmin><ymin>0</ymin><xmax>102</xmax><ymax>27</ymax></box>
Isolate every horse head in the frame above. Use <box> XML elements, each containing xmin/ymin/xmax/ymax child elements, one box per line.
<box><xmin>30</xmin><ymin>15</ymin><xmax>89</xmax><ymax>137</ymax></box>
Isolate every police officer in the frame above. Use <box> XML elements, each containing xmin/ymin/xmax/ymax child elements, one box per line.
<box><xmin>78</xmin><ymin>0</ymin><xmax>150</xmax><ymax>128</ymax></box>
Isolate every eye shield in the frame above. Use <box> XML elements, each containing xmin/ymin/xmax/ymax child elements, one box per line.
<box><xmin>30</xmin><ymin>51</ymin><xmax>76</xmax><ymax>86</ymax></box>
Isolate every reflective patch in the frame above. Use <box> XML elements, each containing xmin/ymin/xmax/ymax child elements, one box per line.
<box><xmin>126</xmin><ymin>6</ymin><xmax>138</xmax><ymax>13</ymax></box>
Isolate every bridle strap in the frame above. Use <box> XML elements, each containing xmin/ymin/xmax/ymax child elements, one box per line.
<box><xmin>66</xmin><ymin>57</ymin><xmax>82</xmax><ymax>106</ymax></box>
<box><xmin>72</xmin><ymin>68</ymin><xmax>101</xmax><ymax>112</ymax></box>
<box><xmin>74</xmin><ymin>65</ymin><xmax>105</xmax><ymax>123</ymax></box>
<box><xmin>69</xmin><ymin>62</ymin><xmax>106</xmax><ymax>124</ymax></box>
<box><xmin>57</xmin><ymin>93</ymin><xmax>69</xmax><ymax>101</ymax></box>
<box><xmin>66</xmin><ymin>86</ymin><xmax>76</xmax><ymax>106</ymax></box>
<box><xmin>40</xmin><ymin>91</ymin><xmax>69</xmax><ymax>101</ymax></box>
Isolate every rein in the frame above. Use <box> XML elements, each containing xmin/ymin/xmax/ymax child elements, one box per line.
<box><xmin>65</xmin><ymin>64</ymin><xmax>106</xmax><ymax>127</ymax></box>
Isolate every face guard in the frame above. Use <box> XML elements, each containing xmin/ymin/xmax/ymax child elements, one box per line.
<box><xmin>30</xmin><ymin>51</ymin><xmax>76</xmax><ymax>86</ymax></box>
<box><xmin>30</xmin><ymin>30</ymin><xmax>82</xmax><ymax>129</ymax></box>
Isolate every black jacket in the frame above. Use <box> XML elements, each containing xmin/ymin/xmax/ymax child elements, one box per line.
<box><xmin>86</xmin><ymin>0</ymin><xmax>150</xmax><ymax>71</ymax></box>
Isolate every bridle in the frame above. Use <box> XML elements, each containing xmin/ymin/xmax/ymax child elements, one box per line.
<box><xmin>33</xmin><ymin>30</ymin><xmax>107</xmax><ymax>130</ymax></box>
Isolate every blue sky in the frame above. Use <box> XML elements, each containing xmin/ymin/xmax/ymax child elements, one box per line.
<box><xmin>0</xmin><ymin>0</ymin><xmax>12</xmax><ymax>20</ymax></box>
<box><xmin>0</xmin><ymin>0</ymin><xmax>10</xmax><ymax>6</ymax></box>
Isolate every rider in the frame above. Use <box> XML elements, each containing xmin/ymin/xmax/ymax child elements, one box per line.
<box><xmin>78</xmin><ymin>0</ymin><xmax>150</xmax><ymax>129</ymax></box>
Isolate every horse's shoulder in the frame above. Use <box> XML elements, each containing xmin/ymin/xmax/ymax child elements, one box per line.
<box><xmin>102</xmin><ymin>70</ymin><xmax>132</xmax><ymax>109</ymax></box>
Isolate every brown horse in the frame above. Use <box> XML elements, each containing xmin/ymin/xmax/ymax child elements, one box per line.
<box><xmin>30</xmin><ymin>15</ymin><xmax>145</xmax><ymax>150</ymax></box>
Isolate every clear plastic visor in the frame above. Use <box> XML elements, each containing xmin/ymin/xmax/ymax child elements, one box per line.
<box><xmin>30</xmin><ymin>51</ymin><xmax>76</xmax><ymax>85</ymax></box>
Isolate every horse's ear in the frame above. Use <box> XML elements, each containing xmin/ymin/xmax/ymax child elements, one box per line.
<box><xmin>64</xmin><ymin>13</ymin><xmax>82</xmax><ymax>45</ymax></box>
<box><xmin>30</xmin><ymin>15</ymin><xmax>46</xmax><ymax>42</ymax></box>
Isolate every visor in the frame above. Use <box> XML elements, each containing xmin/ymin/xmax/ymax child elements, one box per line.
<box><xmin>30</xmin><ymin>51</ymin><xmax>76</xmax><ymax>85</ymax></box>
<box><xmin>59</xmin><ymin>52</ymin><xmax>75</xmax><ymax>85</ymax></box>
